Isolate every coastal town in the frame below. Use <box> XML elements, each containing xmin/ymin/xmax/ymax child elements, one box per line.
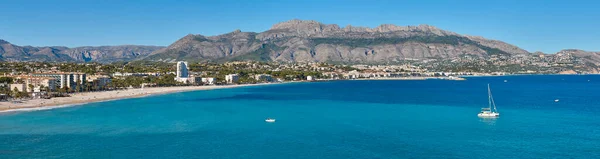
<box><xmin>0</xmin><ymin>61</ymin><xmax>464</xmax><ymax>97</ymax></box>
<box><xmin>0</xmin><ymin>51</ymin><xmax>596</xmax><ymax>111</ymax></box>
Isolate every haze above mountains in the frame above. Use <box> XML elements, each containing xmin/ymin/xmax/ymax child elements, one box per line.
<box><xmin>1</xmin><ymin>19</ymin><xmax>597</xmax><ymax>63</ymax></box>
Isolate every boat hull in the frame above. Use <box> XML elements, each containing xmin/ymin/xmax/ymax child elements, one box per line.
<box><xmin>478</xmin><ymin>113</ymin><xmax>500</xmax><ymax>118</ymax></box>
<box><xmin>265</xmin><ymin>119</ymin><xmax>276</xmax><ymax>123</ymax></box>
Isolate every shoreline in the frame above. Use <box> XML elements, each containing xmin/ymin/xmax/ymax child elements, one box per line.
<box><xmin>2</xmin><ymin>74</ymin><xmax>593</xmax><ymax>113</ymax></box>
<box><xmin>459</xmin><ymin>74</ymin><xmax>600</xmax><ymax>78</ymax></box>
<box><xmin>352</xmin><ymin>77</ymin><xmax>466</xmax><ymax>81</ymax></box>
<box><xmin>0</xmin><ymin>83</ymin><xmax>280</xmax><ymax>113</ymax></box>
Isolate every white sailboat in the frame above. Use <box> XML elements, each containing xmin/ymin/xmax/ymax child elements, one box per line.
<box><xmin>478</xmin><ymin>84</ymin><xmax>500</xmax><ymax>118</ymax></box>
<box><xmin>265</xmin><ymin>118</ymin><xmax>276</xmax><ymax>123</ymax></box>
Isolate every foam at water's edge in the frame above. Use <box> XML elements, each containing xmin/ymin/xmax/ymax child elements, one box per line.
<box><xmin>0</xmin><ymin>82</ymin><xmax>284</xmax><ymax>115</ymax></box>
<box><xmin>0</xmin><ymin>103</ymin><xmax>83</xmax><ymax>113</ymax></box>
<box><xmin>0</xmin><ymin>83</ymin><xmax>285</xmax><ymax>114</ymax></box>
<box><xmin>0</xmin><ymin>97</ymin><xmax>139</xmax><ymax>114</ymax></box>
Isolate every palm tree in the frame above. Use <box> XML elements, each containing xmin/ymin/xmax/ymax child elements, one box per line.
<box><xmin>75</xmin><ymin>79</ymin><xmax>82</xmax><ymax>93</ymax></box>
<box><xmin>13</xmin><ymin>87</ymin><xmax>21</xmax><ymax>98</ymax></box>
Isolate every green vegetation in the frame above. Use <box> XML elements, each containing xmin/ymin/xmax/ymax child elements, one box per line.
<box><xmin>311</xmin><ymin>35</ymin><xmax>464</xmax><ymax>47</ymax></box>
<box><xmin>0</xmin><ymin>77</ymin><xmax>13</xmax><ymax>84</ymax></box>
<box><xmin>110</xmin><ymin>74</ymin><xmax>179</xmax><ymax>88</ymax></box>
<box><xmin>227</xmin><ymin>44</ymin><xmax>282</xmax><ymax>62</ymax></box>
<box><xmin>194</xmin><ymin>36</ymin><xmax>211</xmax><ymax>42</ymax></box>
<box><xmin>48</xmin><ymin>62</ymin><xmax>175</xmax><ymax>74</ymax></box>
<box><xmin>12</xmin><ymin>87</ymin><xmax>29</xmax><ymax>98</ymax></box>
<box><xmin>145</xmin><ymin>49</ymin><xmax>206</xmax><ymax>62</ymax></box>
<box><xmin>0</xmin><ymin>86</ymin><xmax>12</xmax><ymax>96</ymax></box>
<box><xmin>311</xmin><ymin>35</ymin><xmax>510</xmax><ymax>56</ymax></box>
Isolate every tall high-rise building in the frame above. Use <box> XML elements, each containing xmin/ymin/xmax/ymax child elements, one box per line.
<box><xmin>177</xmin><ymin>61</ymin><xmax>189</xmax><ymax>78</ymax></box>
<box><xmin>175</xmin><ymin>61</ymin><xmax>190</xmax><ymax>83</ymax></box>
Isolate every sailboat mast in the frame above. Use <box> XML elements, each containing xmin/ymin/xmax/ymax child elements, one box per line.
<box><xmin>488</xmin><ymin>84</ymin><xmax>498</xmax><ymax>112</ymax></box>
<box><xmin>487</xmin><ymin>84</ymin><xmax>492</xmax><ymax>110</ymax></box>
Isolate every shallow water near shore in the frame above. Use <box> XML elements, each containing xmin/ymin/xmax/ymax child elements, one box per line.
<box><xmin>0</xmin><ymin>75</ymin><xmax>599</xmax><ymax>158</ymax></box>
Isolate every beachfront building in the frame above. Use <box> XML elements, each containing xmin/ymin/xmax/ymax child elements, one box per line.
<box><xmin>343</xmin><ymin>70</ymin><xmax>360</xmax><ymax>79</ymax></box>
<box><xmin>306</xmin><ymin>76</ymin><xmax>314</xmax><ymax>81</ymax></box>
<box><xmin>321</xmin><ymin>72</ymin><xmax>340</xmax><ymax>79</ymax></box>
<box><xmin>64</xmin><ymin>73</ymin><xmax>86</xmax><ymax>91</ymax></box>
<box><xmin>10</xmin><ymin>76</ymin><xmax>57</xmax><ymax>92</ymax></box>
<box><xmin>254</xmin><ymin>74</ymin><xmax>273</xmax><ymax>82</ymax></box>
<box><xmin>187</xmin><ymin>76</ymin><xmax>202</xmax><ymax>85</ymax></box>
<box><xmin>225</xmin><ymin>74</ymin><xmax>239</xmax><ymax>84</ymax></box>
<box><xmin>9</xmin><ymin>84</ymin><xmax>26</xmax><ymax>92</ymax></box>
<box><xmin>112</xmin><ymin>72</ymin><xmax>160</xmax><ymax>78</ymax></box>
<box><xmin>31</xmin><ymin>73</ymin><xmax>68</xmax><ymax>88</ymax></box>
<box><xmin>201</xmin><ymin>77</ymin><xmax>216</xmax><ymax>85</ymax></box>
<box><xmin>31</xmin><ymin>73</ymin><xmax>86</xmax><ymax>89</ymax></box>
<box><xmin>174</xmin><ymin>61</ymin><xmax>190</xmax><ymax>83</ymax></box>
<box><xmin>87</xmin><ymin>75</ymin><xmax>111</xmax><ymax>90</ymax></box>
<box><xmin>24</xmin><ymin>77</ymin><xmax>56</xmax><ymax>92</ymax></box>
<box><xmin>72</xmin><ymin>73</ymin><xmax>87</xmax><ymax>91</ymax></box>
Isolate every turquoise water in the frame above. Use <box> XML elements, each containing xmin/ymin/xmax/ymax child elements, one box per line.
<box><xmin>1</xmin><ymin>75</ymin><xmax>599</xmax><ymax>158</ymax></box>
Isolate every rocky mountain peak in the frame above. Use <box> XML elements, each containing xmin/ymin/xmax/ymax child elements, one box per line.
<box><xmin>270</xmin><ymin>19</ymin><xmax>324</xmax><ymax>30</ymax></box>
<box><xmin>342</xmin><ymin>25</ymin><xmax>369</xmax><ymax>32</ymax></box>
<box><xmin>181</xmin><ymin>34</ymin><xmax>197</xmax><ymax>40</ymax></box>
<box><xmin>267</xmin><ymin>19</ymin><xmax>462</xmax><ymax>38</ymax></box>
<box><xmin>558</xmin><ymin>49</ymin><xmax>600</xmax><ymax>55</ymax></box>
<box><xmin>561</xmin><ymin>49</ymin><xmax>584</xmax><ymax>52</ymax></box>
<box><xmin>270</xmin><ymin>20</ymin><xmax>454</xmax><ymax>35</ymax></box>
<box><xmin>269</xmin><ymin>19</ymin><xmax>332</xmax><ymax>37</ymax></box>
<box><xmin>0</xmin><ymin>39</ymin><xmax>10</xmax><ymax>45</ymax></box>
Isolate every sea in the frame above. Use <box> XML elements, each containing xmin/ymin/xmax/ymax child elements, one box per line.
<box><xmin>0</xmin><ymin>75</ymin><xmax>599</xmax><ymax>159</ymax></box>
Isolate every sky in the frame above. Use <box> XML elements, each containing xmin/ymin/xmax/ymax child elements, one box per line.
<box><xmin>0</xmin><ymin>0</ymin><xmax>598</xmax><ymax>53</ymax></box>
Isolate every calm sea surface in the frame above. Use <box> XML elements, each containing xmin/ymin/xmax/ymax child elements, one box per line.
<box><xmin>1</xmin><ymin>75</ymin><xmax>599</xmax><ymax>158</ymax></box>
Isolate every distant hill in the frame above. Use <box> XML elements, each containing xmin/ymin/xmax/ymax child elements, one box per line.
<box><xmin>556</xmin><ymin>49</ymin><xmax>600</xmax><ymax>66</ymax></box>
<box><xmin>143</xmin><ymin>19</ymin><xmax>530</xmax><ymax>63</ymax></box>
<box><xmin>0</xmin><ymin>39</ymin><xmax>164</xmax><ymax>63</ymax></box>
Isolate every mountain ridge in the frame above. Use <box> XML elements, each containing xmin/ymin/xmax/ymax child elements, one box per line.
<box><xmin>144</xmin><ymin>19</ymin><xmax>530</xmax><ymax>63</ymax></box>
<box><xmin>3</xmin><ymin>19</ymin><xmax>599</xmax><ymax>64</ymax></box>
<box><xmin>0</xmin><ymin>40</ymin><xmax>164</xmax><ymax>63</ymax></box>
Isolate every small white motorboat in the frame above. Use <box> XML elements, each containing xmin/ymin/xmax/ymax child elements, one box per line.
<box><xmin>504</xmin><ymin>80</ymin><xmax>508</xmax><ymax>83</ymax></box>
<box><xmin>265</xmin><ymin>118</ymin><xmax>276</xmax><ymax>123</ymax></box>
<box><xmin>555</xmin><ymin>99</ymin><xmax>560</xmax><ymax>102</ymax></box>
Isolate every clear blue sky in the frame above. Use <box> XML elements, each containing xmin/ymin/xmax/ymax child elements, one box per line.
<box><xmin>1</xmin><ymin>0</ymin><xmax>598</xmax><ymax>53</ymax></box>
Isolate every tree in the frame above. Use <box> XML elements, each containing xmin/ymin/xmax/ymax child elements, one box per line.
<box><xmin>28</xmin><ymin>84</ymin><xmax>34</xmax><ymax>92</ymax></box>
<box><xmin>0</xmin><ymin>77</ymin><xmax>14</xmax><ymax>84</ymax></box>
<box><xmin>13</xmin><ymin>87</ymin><xmax>21</xmax><ymax>98</ymax></box>
<box><xmin>41</xmin><ymin>86</ymin><xmax>49</xmax><ymax>94</ymax></box>
<box><xmin>55</xmin><ymin>86</ymin><xmax>61</xmax><ymax>93</ymax></box>
<box><xmin>75</xmin><ymin>80</ymin><xmax>82</xmax><ymax>93</ymax></box>
<box><xmin>58</xmin><ymin>87</ymin><xmax>67</xmax><ymax>94</ymax></box>
<box><xmin>86</xmin><ymin>82</ymin><xmax>92</xmax><ymax>92</ymax></box>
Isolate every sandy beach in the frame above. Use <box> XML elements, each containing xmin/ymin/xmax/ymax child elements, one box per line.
<box><xmin>0</xmin><ymin>83</ymin><xmax>276</xmax><ymax>113</ymax></box>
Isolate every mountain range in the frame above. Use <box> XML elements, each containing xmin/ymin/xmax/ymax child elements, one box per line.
<box><xmin>1</xmin><ymin>19</ymin><xmax>598</xmax><ymax>64</ymax></box>
<box><xmin>0</xmin><ymin>39</ymin><xmax>163</xmax><ymax>63</ymax></box>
